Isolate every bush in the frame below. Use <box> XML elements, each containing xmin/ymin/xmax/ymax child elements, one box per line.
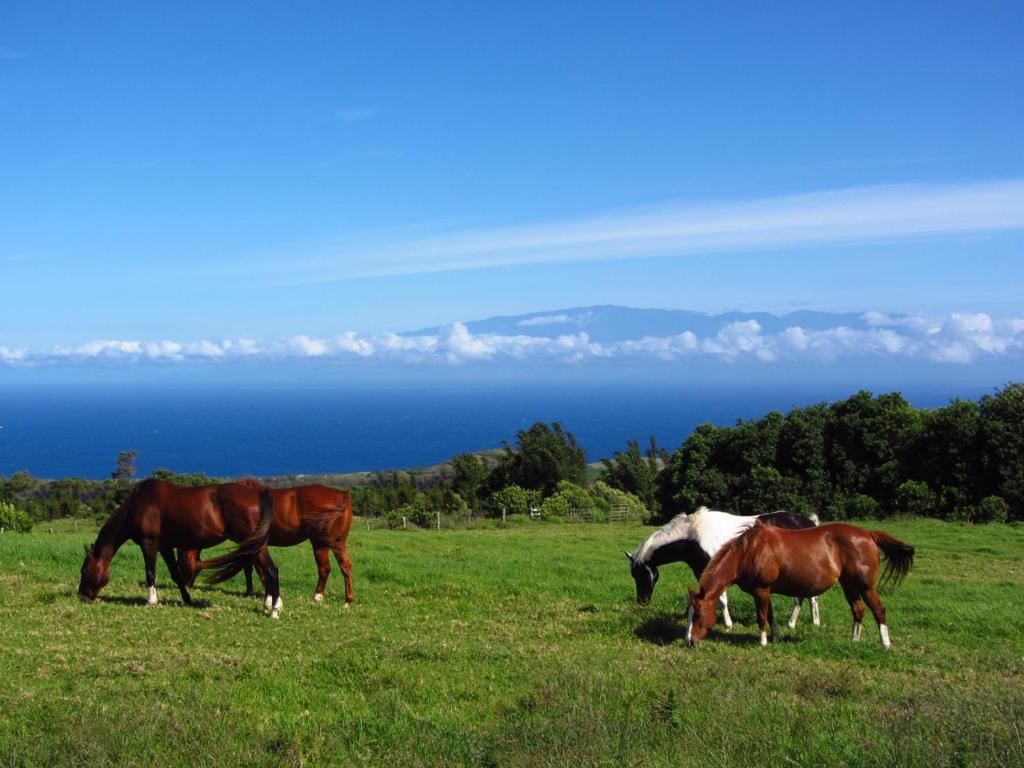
<box><xmin>975</xmin><ymin>495</ymin><xmax>1009</xmax><ymax>524</ymax></box>
<box><xmin>0</xmin><ymin>501</ymin><xmax>33</xmax><ymax>533</ymax></box>
<box><xmin>895</xmin><ymin>480</ymin><xmax>936</xmax><ymax>517</ymax></box>
<box><xmin>540</xmin><ymin>493</ymin><xmax>573</xmax><ymax>518</ymax></box>
<box><xmin>846</xmin><ymin>494</ymin><xmax>880</xmax><ymax>519</ymax></box>
<box><xmin>484</xmin><ymin>485</ymin><xmax>542</xmax><ymax>518</ymax></box>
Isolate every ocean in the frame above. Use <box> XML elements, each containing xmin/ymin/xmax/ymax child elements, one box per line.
<box><xmin>0</xmin><ymin>380</ymin><xmax>996</xmax><ymax>480</ymax></box>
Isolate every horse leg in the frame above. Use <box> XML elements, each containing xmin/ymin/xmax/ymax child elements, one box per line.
<box><xmin>862</xmin><ymin>587</ymin><xmax>891</xmax><ymax>649</ymax></box>
<box><xmin>753</xmin><ymin>589</ymin><xmax>772</xmax><ymax>646</ymax></box>
<box><xmin>810</xmin><ymin>595</ymin><xmax>821</xmax><ymax>626</ymax></box>
<box><xmin>255</xmin><ymin>546</ymin><xmax>281</xmax><ymax>618</ymax></box>
<box><xmin>159</xmin><ymin>544</ymin><xmax>193</xmax><ymax>606</ymax></box>
<box><xmin>141</xmin><ymin>539</ymin><xmax>159</xmax><ymax>605</ymax></box>
<box><xmin>243</xmin><ymin>562</ymin><xmax>255</xmax><ymax>596</ymax></box>
<box><xmin>331</xmin><ymin>541</ymin><xmax>354</xmax><ymax>605</ymax></box>
<box><xmin>176</xmin><ymin>549</ymin><xmax>200</xmax><ymax>593</ymax></box>
<box><xmin>788</xmin><ymin>597</ymin><xmax>803</xmax><ymax>629</ymax></box>
<box><xmin>768</xmin><ymin>598</ymin><xmax>780</xmax><ymax>639</ymax></box>
<box><xmin>718</xmin><ymin>591</ymin><xmax>733</xmax><ymax>630</ymax></box>
<box><xmin>841</xmin><ymin>579</ymin><xmax>866</xmax><ymax>642</ymax></box>
<box><xmin>312</xmin><ymin>544</ymin><xmax>331</xmax><ymax>602</ymax></box>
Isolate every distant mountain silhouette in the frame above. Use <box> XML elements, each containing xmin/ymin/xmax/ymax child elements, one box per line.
<box><xmin>406</xmin><ymin>305</ymin><xmax>874</xmax><ymax>342</ymax></box>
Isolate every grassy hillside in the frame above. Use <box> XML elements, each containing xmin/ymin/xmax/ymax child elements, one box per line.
<box><xmin>1</xmin><ymin>518</ymin><xmax>1022</xmax><ymax>767</ymax></box>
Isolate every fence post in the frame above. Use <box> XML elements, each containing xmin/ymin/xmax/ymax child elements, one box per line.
<box><xmin>436</xmin><ymin>510</ymin><xmax>441</xmax><ymax>530</ymax></box>
<box><xmin>402</xmin><ymin>516</ymin><xmax>407</xmax><ymax>528</ymax></box>
<box><xmin>502</xmin><ymin>508</ymin><xmax>506</xmax><ymax>524</ymax></box>
<box><xmin>366</xmin><ymin>518</ymin><xmax>370</xmax><ymax>531</ymax></box>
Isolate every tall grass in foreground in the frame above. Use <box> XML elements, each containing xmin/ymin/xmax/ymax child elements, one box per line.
<box><xmin>1</xmin><ymin>518</ymin><xmax>1022</xmax><ymax>767</ymax></box>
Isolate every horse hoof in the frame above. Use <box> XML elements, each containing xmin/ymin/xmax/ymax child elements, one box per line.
<box><xmin>313</xmin><ymin>593</ymin><xmax>324</xmax><ymax>603</ymax></box>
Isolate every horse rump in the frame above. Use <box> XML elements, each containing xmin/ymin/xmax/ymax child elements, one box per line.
<box><xmin>204</xmin><ymin>490</ymin><xmax>275</xmax><ymax>585</ymax></box>
<box><xmin>870</xmin><ymin>530</ymin><xmax>915</xmax><ymax>589</ymax></box>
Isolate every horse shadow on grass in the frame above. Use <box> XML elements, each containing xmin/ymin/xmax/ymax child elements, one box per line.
<box><xmin>94</xmin><ymin>594</ymin><xmax>212</xmax><ymax>609</ymax></box>
<box><xmin>634</xmin><ymin>611</ymin><xmax>803</xmax><ymax>647</ymax></box>
<box><xmin>634</xmin><ymin>612</ymin><xmax>688</xmax><ymax>645</ymax></box>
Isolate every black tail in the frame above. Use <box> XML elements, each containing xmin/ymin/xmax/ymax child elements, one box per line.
<box><xmin>204</xmin><ymin>490</ymin><xmax>275</xmax><ymax>585</ymax></box>
<box><xmin>871</xmin><ymin>531</ymin><xmax>915</xmax><ymax>590</ymax></box>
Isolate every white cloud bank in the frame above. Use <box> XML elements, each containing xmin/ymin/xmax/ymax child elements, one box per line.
<box><xmin>275</xmin><ymin>179</ymin><xmax>1024</xmax><ymax>282</ymax></box>
<box><xmin>4</xmin><ymin>313</ymin><xmax>1024</xmax><ymax>368</ymax></box>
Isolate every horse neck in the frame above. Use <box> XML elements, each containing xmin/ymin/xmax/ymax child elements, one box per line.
<box><xmin>92</xmin><ymin>506</ymin><xmax>130</xmax><ymax>561</ymax></box>
<box><xmin>697</xmin><ymin>544</ymin><xmax>741</xmax><ymax>603</ymax></box>
<box><xmin>646</xmin><ymin>537</ymin><xmax>709</xmax><ymax>574</ymax></box>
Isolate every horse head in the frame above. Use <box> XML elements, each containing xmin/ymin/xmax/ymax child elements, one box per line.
<box><xmin>78</xmin><ymin>544</ymin><xmax>109</xmax><ymax>601</ymax></box>
<box><xmin>625</xmin><ymin>551</ymin><xmax>659</xmax><ymax>605</ymax></box>
<box><xmin>686</xmin><ymin>586</ymin><xmax>717</xmax><ymax>648</ymax></box>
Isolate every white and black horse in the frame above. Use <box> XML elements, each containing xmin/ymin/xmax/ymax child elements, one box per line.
<box><xmin>626</xmin><ymin>507</ymin><xmax>821</xmax><ymax>630</ymax></box>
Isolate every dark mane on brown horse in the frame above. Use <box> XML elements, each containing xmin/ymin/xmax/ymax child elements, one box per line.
<box><xmin>687</xmin><ymin>521</ymin><xmax>913</xmax><ymax>649</ymax></box>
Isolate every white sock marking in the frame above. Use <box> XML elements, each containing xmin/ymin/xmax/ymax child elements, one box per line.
<box><xmin>342</xmin><ymin>601</ymin><xmax>350</xmax><ymax>609</ymax></box>
<box><xmin>313</xmin><ymin>593</ymin><xmax>323</xmax><ymax>603</ymax></box>
<box><xmin>852</xmin><ymin>621</ymin><xmax>862</xmax><ymax>641</ymax></box>
<box><xmin>880</xmin><ymin>624</ymin><xmax>891</xmax><ymax>648</ymax></box>
<box><xmin>811</xmin><ymin>597</ymin><xmax>821</xmax><ymax>626</ymax></box>
<box><xmin>264</xmin><ymin>595</ymin><xmax>273</xmax><ymax>612</ymax></box>
<box><xmin>720</xmin><ymin>594</ymin><xmax>733</xmax><ymax>629</ymax></box>
<box><xmin>269</xmin><ymin>596</ymin><xmax>283</xmax><ymax>619</ymax></box>
<box><xmin>147</xmin><ymin>586</ymin><xmax>158</xmax><ymax>605</ymax></box>
<box><xmin>686</xmin><ymin>606</ymin><xmax>694</xmax><ymax>643</ymax></box>
<box><xmin>760</xmin><ymin>631</ymin><xmax>768</xmax><ymax>646</ymax></box>
<box><xmin>789</xmin><ymin>600</ymin><xmax>801</xmax><ymax>629</ymax></box>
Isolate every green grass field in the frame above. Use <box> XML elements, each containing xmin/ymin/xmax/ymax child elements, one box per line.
<box><xmin>1</xmin><ymin>518</ymin><xmax>1022</xmax><ymax>767</ymax></box>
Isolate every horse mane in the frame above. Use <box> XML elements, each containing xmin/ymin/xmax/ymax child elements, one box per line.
<box><xmin>698</xmin><ymin>521</ymin><xmax>763</xmax><ymax>590</ymax></box>
<box><xmin>633</xmin><ymin>506</ymin><xmax>709</xmax><ymax>563</ymax></box>
<box><xmin>91</xmin><ymin>481</ymin><xmax>146</xmax><ymax>553</ymax></box>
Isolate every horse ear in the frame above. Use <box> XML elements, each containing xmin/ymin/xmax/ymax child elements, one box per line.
<box><xmin>624</xmin><ymin>551</ymin><xmax>635</xmax><ymax>562</ymax></box>
<box><xmin>687</xmin><ymin>586</ymin><xmax>696</xmax><ymax>598</ymax></box>
<box><xmin>83</xmin><ymin>544</ymin><xmax>91</xmax><ymax>556</ymax></box>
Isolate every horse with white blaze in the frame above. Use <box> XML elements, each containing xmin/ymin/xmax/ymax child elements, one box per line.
<box><xmin>625</xmin><ymin>506</ymin><xmax>822</xmax><ymax>630</ymax></box>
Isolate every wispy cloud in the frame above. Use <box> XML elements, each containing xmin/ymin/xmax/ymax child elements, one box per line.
<box><xmin>4</xmin><ymin>312</ymin><xmax>1023</xmax><ymax>368</ymax></box>
<box><xmin>270</xmin><ymin>179</ymin><xmax>1024</xmax><ymax>283</ymax></box>
<box><xmin>333</xmin><ymin>105</ymin><xmax>380</xmax><ymax>122</ymax></box>
<box><xmin>516</xmin><ymin>312</ymin><xmax>593</xmax><ymax>328</ymax></box>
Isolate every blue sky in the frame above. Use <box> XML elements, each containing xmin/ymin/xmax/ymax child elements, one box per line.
<box><xmin>1</xmin><ymin>2</ymin><xmax>1023</xmax><ymax>374</ymax></box>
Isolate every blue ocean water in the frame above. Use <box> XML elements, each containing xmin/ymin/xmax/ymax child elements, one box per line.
<box><xmin>0</xmin><ymin>381</ymin><xmax>995</xmax><ymax>480</ymax></box>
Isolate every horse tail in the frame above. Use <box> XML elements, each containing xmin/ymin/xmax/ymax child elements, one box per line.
<box><xmin>871</xmin><ymin>530</ymin><xmax>914</xmax><ymax>590</ymax></box>
<box><xmin>204</xmin><ymin>490</ymin><xmax>275</xmax><ymax>585</ymax></box>
<box><xmin>306</xmin><ymin>489</ymin><xmax>353</xmax><ymax>541</ymax></box>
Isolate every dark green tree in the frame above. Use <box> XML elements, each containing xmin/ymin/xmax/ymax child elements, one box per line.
<box><xmin>600</xmin><ymin>437</ymin><xmax>666</xmax><ymax>514</ymax></box>
<box><xmin>489</xmin><ymin>422</ymin><xmax>586</xmax><ymax>496</ymax></box>
<box><xmin>110</xmin><ymin>450</ymin><xmax>139</xmax><ymax>482</ymax></box>
<box><xmin>979</xmin><ymin>383</ymin><xmax>1024</xmax><ymax>520</ymax></box>
<box><xmin>450</xmin><ymin>453</ymin><xmax>489</xmax><ymax>508</ymax></box>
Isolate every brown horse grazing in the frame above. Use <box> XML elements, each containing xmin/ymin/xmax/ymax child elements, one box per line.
<box><xmin>78</xmin><ymin>478</ymin><xmax>282</xmax><ymax>616</ymax></box>
<box><xmin>182</xmin><ymin>483</ymin><xmax>354</xmax><ymax>605</ymax></box>
<box><xmin>686</xmin><ymin>521</ymin><xmax>914</xmax><ymax>649</ymax></box>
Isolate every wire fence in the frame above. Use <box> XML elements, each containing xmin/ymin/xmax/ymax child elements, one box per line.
<box><xmin>358</xmin><ymin>504</ymin><xmax>645</xmax><ymax>531</ymax></box>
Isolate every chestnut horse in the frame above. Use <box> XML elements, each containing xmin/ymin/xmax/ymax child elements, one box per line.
<box><xmin>183</xmin><ymin>482</ymin><xmax>354</xmax><ymax>605</ymax></box>
<box><xmin>78</xmin><ymin>478</ymin><xmax>283</xmax><ymax>616</ymax></box>
<box><xmin>686</xmin><ymin>521</ymin><xmax>914</xmax><ymax>648</ymax></box>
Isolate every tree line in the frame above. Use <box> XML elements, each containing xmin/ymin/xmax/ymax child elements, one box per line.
<box><xmin>2</xmin><ymin>383</ymin><xmax>1022</xmax><ymax>530</ymax></box>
